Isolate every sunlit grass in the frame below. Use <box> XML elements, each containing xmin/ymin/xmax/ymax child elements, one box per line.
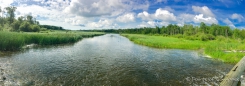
<box><xmin>122</xmin><ymin>34</ymin><xmax>245</xmax><ymax>63</ymax></box>
<box><xmin>0</xmin><ymin>31</ymin><xmax>104</xmax><ymax>51</ymax></box>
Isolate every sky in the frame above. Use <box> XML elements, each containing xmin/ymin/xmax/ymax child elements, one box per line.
<box><xmin>0</xmin><ymin>0</ymin><xmax>244</xmax><ymax>30</ymax></box>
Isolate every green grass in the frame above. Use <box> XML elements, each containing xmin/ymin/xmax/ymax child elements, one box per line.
<box><xmin>0</xmin><ymin>31</ymin><xmax>104</xmax><ymax>51</ymax></box>
<box><xmin>122</xmin><ymin>34</ymin><xmax>245</xmax><ymax>63</ymax></box>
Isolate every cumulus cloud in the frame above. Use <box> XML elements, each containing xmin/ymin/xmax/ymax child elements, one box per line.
<box><xmin>0</xmin><ymin>0</ymin><xmax>14</xmax><ymax>7</ymax></box>
<box><xmin>137</xmin><ymin>8</ymin><xmax>176</xmax><ymax>22</ymax></box>
<box><xmin>116</xmin><ymin>13</ymin><xmax>135</xmax><ymax>23</ymax></box>
<box><xmin>191</xmin><ymin>6</ymin><xmax>218</xmax><ymax>24</ymax></box>
<box><xmin>231</xmin><ymin>13</ymin><xmax>244</xmax><ymax>22</ymax></box>
<box><xmin>176</xmin><ymin>13</ymin><xmax>195</xmax><ymax>25</ymax></box>
<box><xmin>65</xmin><ymin>16</ymin><xmax>90</xmax><ymax>26</ymax></box>
<box><xmin>64</xmin><ymin>0</ymin><xmax>149</xmax><ymax>17</ymax></box>
<box><xmin>178</xmin><ymin>13</ymin><xmax>195</xmax><ymax>22</ymax></box>
<box><xmin>86</xmin><ymin>19</ymin><xmax>119</xmax><ymax>28</ymax></box>
<box><xmin>16</xmin><ymin>4</ymin><xmax>67</xmax><ymax>22</ymax></box>
<box><xmin>223</xmin><ymin>18</ymin><xmax>236</xmax><ymax>28</ymax></box>
<box><xmin>192</xmin><ymin>6</ymin><xmax>215</xmax><ymax>17</ymax></box>
<box><xmin>193</xmin><ymin>14</ymin><xmax>218</xmax><ymax>24</ymax></box>
<box><xmin>137</xmin><ymin>11</ymin><xmax>153</xmax><ymax>21</ymax></box>
<box><xmin>138</xmin><ymin>21</ymin><xmax>169</xmax><ymax>27</ymax></box>
<box><xmin>154</xmin><ymin>8</ymin><xmax>176</xmax><ymax>21</ymax></box>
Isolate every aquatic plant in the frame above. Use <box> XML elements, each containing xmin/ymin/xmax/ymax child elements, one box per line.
<box><xmin>0</xmin><ymin>31</ymin><xmax>104</xmax><ymax>51</ymax></box>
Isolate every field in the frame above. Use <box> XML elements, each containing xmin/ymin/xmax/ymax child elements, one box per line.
<box><xmin>122</xmin><ymin>34</ymin><xmax>245</xmax><ymax>63</ymax></box>
<box><xmin>0</xmin><ymin>30</ymin><xmax>104</xmax><ymax>51</ymax></box>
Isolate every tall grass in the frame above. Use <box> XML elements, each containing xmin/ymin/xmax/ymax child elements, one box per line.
<box><xmin>0</xmin><ymin>31</ymin><xmax>104</xmax><ymax>51</ymax></box>
<box><xmin>122</xmin><ymin>34</ymin><xmax>245</xmax><ymax>63</ymax></box>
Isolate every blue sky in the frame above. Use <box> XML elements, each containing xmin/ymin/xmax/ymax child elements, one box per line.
<box><xmin>0</xmin><ymin>0</ymin><xmax>244</xmax><ymax>30</ymax></box>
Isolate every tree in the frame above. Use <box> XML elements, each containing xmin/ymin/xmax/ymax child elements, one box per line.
<box><xmin>11</xmin><ymin>20</ymin><xmax>20</xmax><ymax>31</ymax></box>
<box><xmin>32</xmin><ymin>25</ymin><xmax>40</xmax><ymax>32</ymax></box>
<box><xmin>200</xmin><ymin>22</ymin><xmax>206</xmax><ymax>33</ymax></box>
<box><xmin>233</xmin><ymin>28</ymin><xmax>240</xmax><ymax>39</ymax></box>
<box><xmin>18</xmin><ymin>16</ymin><xmax>24</xmax><ymax>23</ymax></box>
<box><xmin>19</xmin><ymin>22</ymin><xmax>31</xmax><ymax>32</ymax></box>
<box><xmin>26</xmin><ymin>15</ymin><xmax>34</xmax><ymax>24</ymax></box>
<box><xmin>0</xmin><ymin>6</ymin><xmax>2</xmax><ymax>17</ymax></box>
<box><xmin>5</xmin><ymin>6</ymin><xmax>17</xmax><ymax>24</ymax></box>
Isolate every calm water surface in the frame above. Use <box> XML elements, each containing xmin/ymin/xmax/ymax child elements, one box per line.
<box><xmin>0</xmin><ymin>34</ymin><xmax>233</xmax><ymax>85</ymax></box>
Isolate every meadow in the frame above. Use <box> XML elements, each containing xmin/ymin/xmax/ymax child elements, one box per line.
<box><xmin>0</xmin><ymin>30</ymin><xmax>104</xmax><ymax>51</ymax></box>
<box><xmin>122</xmin><ymin>34</ymin><xmax>245</xmax><ymax>63</ymax></box>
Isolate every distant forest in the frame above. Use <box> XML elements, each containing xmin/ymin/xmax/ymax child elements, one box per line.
<box><xmin>85</xmin><ymin>22</ymin><xmax>245</xmax><ymax>41</ymax></box>
<box><xmin>0</xmin><ymin>6</ymin><xmax>64</xmax><ymax>32</ymax></box>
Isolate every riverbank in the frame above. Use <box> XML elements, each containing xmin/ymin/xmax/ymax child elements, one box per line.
<box><xmin>122</xmin><ymin>34</ymin><xmax>245</xmax><ymax>63</ymax></box>
<box><xmin>0</xmin><ymin>31</ymin><xmax>104</xmax><ymax>51</ymax></box>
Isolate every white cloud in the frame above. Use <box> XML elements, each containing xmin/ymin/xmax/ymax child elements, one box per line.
<box><xmin>137</xmin><ymin>11</ymin><xmax>153</xmax><ymax>21</ymax></box>
<box><xmin>137</xmin><ymin>8</ymin><xmax>176</xmax><ymax>22</ymax></box>
<box><xmin>191</xmin><ymin>6</ymin><xmax>218</xmax><ymax>25</ymax></box>
<box><xmin>178</xmin><ymin>13</ymin><xmax>195</xmax><ymax>22</ymax></box>
<box><xmin>193</xmin><ymin>14</ymin><xmax>218</xmax><ymax>24</ymax></box>
<box><xmin>138</xmin><ymin>21</ymin><xmax>154</xmax><ymax>27</ymax></box>
<box><xmin>156</xmin><ymin>0</ymin><xmax>168</xmax><ymax>3</ymax></box>
<box><xmin>116</xmin><ymin>13</ymin><xmax>135</xmax><ymax>23</ymax></box>
<box><xmin>162</xmin><ymin>6</ymin><xmax>175</xmax><ymax>12</ymax></box>
<box><xmin>223</xmin><ymin>18</ymin><xmax>236</xmax><ymax>28</ymax></box>
<box><xmin>39</xmin><ymin>20</ymin><xmax>87</xmax><ymax>30</ymax></box>
<box><xmin>64</xmin><ymin>0</ymin><xmax>149</xmax><ymax>17</ymax></box>
<box><xmin>231</xmin><ymin>13</ymin><xmax>244</xmax><ymax>22</ymax></box>
<box><xmin>192</xmin><ymin>6</ymin><xmax>215</xmax><ymax>17</ymax></box>
<box><xmin>0</xmin><ymin>0</ymin><xmax>14</xmax><ymax>7</ymax></box>
<box><xmin>138</xmin><ymin>21</ymin><xmax>169</xmax><ymax>27</ymax></box>
<box><xmin>176</xmin><ymin>13</ymin><xmax>195</xmax><ymax>25</ymax></box>
<box><xmin>86</xmin><ymin>19</ymin><xmax>119</xmax><ymax>28</ymax></box>
<box><xmin>65</xmin><ymin>16</ymin><xmax>90</xmax><ymax>26</ymax></box>
<box><xmin>16</xmin><ymin>4</ymin><xmax>67</xmax><ymax>22</ymax></box>
<box><xmin>154</xmin><ymin>8</ymin><xmax>176</xmax><ymax>21</ymax></box>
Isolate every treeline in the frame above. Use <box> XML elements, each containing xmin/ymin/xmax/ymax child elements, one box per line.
<box><xmin>86</xmin><ymin>22</ymin><xmax>245</xmax><ymax>41</ymax></box>
<box><xmin>39</xmin><ymin>25</ymin><xmax>64</xmax><ymax>30</ymax></box>
<box><xmin>0</xmin><ymin>6</ymin><xmax>64</xmax><ymax>32</ymax></box>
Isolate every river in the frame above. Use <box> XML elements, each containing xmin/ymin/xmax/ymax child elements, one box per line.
<box><xmin>0</xmin><ymin>34</ymin><xmax>233</xmax><ymax>85</ymax></box>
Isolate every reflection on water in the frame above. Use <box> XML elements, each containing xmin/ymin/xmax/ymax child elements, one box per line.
<box><xmin>0</xmin><ymin>34</ymin><xmax>233</xmax><ymax>85</ymax></box>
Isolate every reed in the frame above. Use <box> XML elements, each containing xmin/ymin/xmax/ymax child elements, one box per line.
<box><xmin>0</xmin><ymin>31</ymin><xmax>104</xmax><ymax>51</ymax></box>
<box><xmin>122</xmin><ymin>34</ymin><xmax>245</xmax><ymax>63</ymax></box>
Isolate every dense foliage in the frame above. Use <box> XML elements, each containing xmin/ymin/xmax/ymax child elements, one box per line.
<box><xmin>39</xmin><ymin>25</ymin><xmax>64</xmax><ymax>30</ymax></box>
<box><xmin>0</xmin><ymin>6</ymin><xmax>64</xmax><ymax>32</ymax></box>
<box><xmin>97</xmin><ymin>22</ymin><xmax>244</xmax><ymax>41</ymax></box>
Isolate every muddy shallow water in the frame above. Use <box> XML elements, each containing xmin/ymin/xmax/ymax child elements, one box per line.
<box><xmin>0</xmin><ymin>34</ymin><xmax>233</xmax><ymax>85</ymax></box>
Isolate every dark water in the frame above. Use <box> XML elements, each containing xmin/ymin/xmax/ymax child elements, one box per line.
<box><xmin>0</xmin><ymin>34</ymin><xmax>233</xmax><ymax>86</ymax></box>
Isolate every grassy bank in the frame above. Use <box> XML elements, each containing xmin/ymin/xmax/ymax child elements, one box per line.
<box><xmin>122</xmin><ymin>34</ymin><xmax>245</xmax><ymax>63</ymax></box>
<box><xmin>0</xmin><ymin>31</ymin><xmax>104</xmax><ymax>51</ymax></box>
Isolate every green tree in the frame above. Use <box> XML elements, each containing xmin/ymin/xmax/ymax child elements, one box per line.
<box><xmin>26</xmin><ymin>15</ymin><xmax>34</xmax><ymax>24</ymax></box>
<box><xmin>0</xmin><ymin>6</ymin><xmax>2</xmax><ymax>17</ymax></box>
<box><xmin>5</xmin><ymin>6</ymin><xmax>17</xmax><ymax>24</ymax></box>
<box><xmin>200</xmin><ymin>22</ymin><xmax>206</xmax><ymax>33</ymax></box>
<box><xmin>18</xmin><ymin>16</ymin><xmax>24</xmax><ymax>23</ymax></box>
<box><xmin>19</xmin><ymin>22</ymin><xmax>32</xmax><ymax>32</ymax></box>
<box><xmin>11</xmin><ymin>20</ymin><xmax>20</xmax><ymax>31</ymax></box>
<box><xmin>31</xmin><ymin>25</ymin><xmax>40</xmax><ymax>32</ymax></box>
<box><xmin>233</xmin><ymin>28</ymin><xmax>240</xmax><ymax>39</ymax></box>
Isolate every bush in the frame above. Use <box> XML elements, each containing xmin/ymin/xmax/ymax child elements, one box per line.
<box><xmin>195</xmin><ymin>33</ymin><xmax>215</xmax><ymax>41</ymax></box>
<box><xmin>183</xmin><ymin>35</ymin><xmax>196</xmax><ymax>40</ymax></box>
<box><xmin>173</xmin><ymin>34</ymin><xmax>183</xmax><ymax>38</ymax></box>
<box><xmin>32</xmin><ymin>25</ymin><xmax>40</xmax><ymax>32</ymax></box>
<box><xmin>216</xmin><ymin>36</ymin><xmax>226</xmax><ymax>41</ymax></box>
<box><xmin>19</xmin><ymin>22</ymin><xmax>32</xmax><ymax>32</ymax></box>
